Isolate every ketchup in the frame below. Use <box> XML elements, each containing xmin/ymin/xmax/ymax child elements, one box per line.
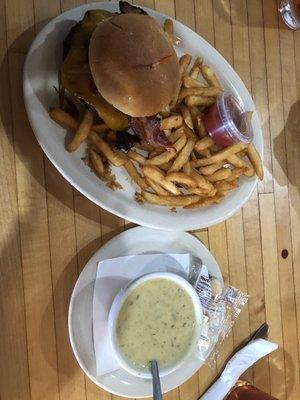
<box><xmin>204</xmin><ymin>93</ymin><xmax>253</xmax><ymax>147</ymax></box>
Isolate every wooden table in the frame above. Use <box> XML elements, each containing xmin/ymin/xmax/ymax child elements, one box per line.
<box><xmin>0</xmin><ymin>0</ymin><xmax>299</xmax><ymax>399</ymax></box>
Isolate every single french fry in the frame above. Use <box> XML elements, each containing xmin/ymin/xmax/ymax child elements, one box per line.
<box><xmin>89</xmin><ymin>131</ymin><xmax>127</xmax><ymax>167</ymax></box>
<box><xmin>67</xmin><ymin>110</ymin><xmax>93</xmax><ymax>152</ymax></box>
<box><xmin>194</xmin><ymin>136</ymin><xmax>214</xmax><ymax>152</ymax></box>
<box><xmin>169</xmin><ymin>138</ymin><xmax>195</xmax><ymax>172</ymax></box>
<box><xmin>183</xmin><ymin>76</ymin><xmax>207</xmax><ymax>88</ymax></box>
<box><xmin>142</xmin><ymin>165</ymin><xmax>180</xmax><ymax>195</ymax></box>
<box><xmin>179</xmin><ymin>54</ymin><xmax>192</xmax><ymax>76</ymax></box>
<box><xmin>190</xmin><ymin>107</ymin><xmax>207</xmax><ymax>138</ymax></box>
<box><xmin>180</xmin><ymin>104</ymin><xmax>194</xmax><ymax>130</ymax></box>
<box><xmin>92</xmin><ymin>123</ymin><xmax>109</xmax><ymax>134</ymax></box>
<box><xmin>188</xmin><ymin>187</ymin><xmax>207</xmax><ymax>196</ymax></box>
<box><xmin>191</xmin><ymin>143</ymin><xmax>248</xmax><ymax>166</ymax></box>
<box><xmin>247</xmin><ymin>143</ymin><xmax>263</xmax><ymax>180</ymax></box>
<box><xmin>141</xmin><ymin>191</ymin><xmax>200</xmax><ymax>207</ymax></box>
<box><xmin>146</xmin><ymin>178</ymin><xmax>169</xmax><ymax>196</ymax></box>
<box><xmin>124</xmin><ymin>160</ymin><xmax>148</xmax><ymax>190</ymax></box>
<box><xmin>225</xmin><ymin>168</ymin><xmax>246</xmax><ymax>182</ymax></box>
<box><xmin>182</xmin><ymin>123</ymin><xmax>197</xmax><ymax>140</ymax></box>
<box><xmin>127</xmin><ymin>149</ymin><xmax>146</xmax><ymax>165</ymax></box>
<box><xmin>183</xmin><ymin>161</ymin><xmax>191</xmax><ymax>175</ymax></box>
<box><xmin>190</xmin><ymin>168</ymin><xmax>215</xmax><ymax>192</ymax></box>
<box><xmin>165</xmin><ymin>172</ymin><xmax>198</xmax><ymax>188</ymax></box>
<box><xmin>197</xmin><ymin>148</ymin><xmax>212</xmax><ymax>158</ymax></box>
<box><xmin>185</xmin><ymin>95</ymin><xmax>216</xmax><ymax>107</ymax></box>
<box><xmin>169</xmin><ymin>126</ymin><xmax>185</xmax><ymax>143</ymax></box>
<box><xmin>160</xmin><ymin>114</ymin><xmax>183</xmax><ymax>130</ymax></box>
<box><xmin>149</xmin><ymin>148</ymin><xmax>165</xmax><ymax>159</ymax></box>
<box><xmin>227</xmin><ymin>154</ymin><xmax>246</xmax><ymax>168</ymax></box>
<box><xmin>50</xmin><ymin>108</ymin><xmax>78</xmax><ymax>131</ymax></box>
<box><xmin>90</xmin><ymin>149</ymin><xmax>105</xmax><ymax>176</ymax></box>
<box><xmin>199</xmin><ymin>161</ymin><xmax>224</xmax><ymax>175</ymax></box>
<box><xmin>184</xmin><ymin>193</ymin><xmax>224</xmax><ymax>208</ymax></box>
<box><xmin>201</xmin><ymin>65</ymin><xmax>222</xmax><ymax>89</ymax></box>
<box><xmin>206</xmin><ymin>168</ymin><xmax>232</xmax><ymax>182</ymax></box>
<box><xmin>146</xmin><ymin>135</ymin><xmax>187</xmax><ymax>166</ymax></box>
<box><xmin>189</xmin><ymin>57</ymin><xmax>203</xmax><ymax>79</ymax></box>
<box><xmin>163</xmin><ymin>18</ymin><xmax>174</xmax><ymax>44</ymax></box>
<box><xmin>178</xmin><ymin>86</ymin><xmax>222</xmax><ymax>102</ymax></box>
<box><xmin>215</xmin><ymin>180</ymin><xmax>238</xmax><ymax>195</ymax></box>
<box><xmin>159</xmin><ymin>161</ymin><xmax>173</xmax><ymax>171</ymax></box>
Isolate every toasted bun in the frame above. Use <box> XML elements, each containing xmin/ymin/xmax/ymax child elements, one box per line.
<box><xmin>89</xmin><ymin>13</ymin><xmax>180</xmax><ymax>117</ymax></box>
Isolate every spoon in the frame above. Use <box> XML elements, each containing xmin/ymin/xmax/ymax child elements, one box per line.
<box><xmin>150</xmin><ymin>360</ymin><xmax>163</xmax><ymax>400</ymax></box>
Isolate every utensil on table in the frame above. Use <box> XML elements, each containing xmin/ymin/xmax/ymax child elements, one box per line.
<box><xmin>150</xmin><ymin>360</ymin><xmax>163</xmax><ymax>400</ymax></box>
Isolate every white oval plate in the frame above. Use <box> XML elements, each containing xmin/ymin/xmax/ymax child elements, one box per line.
<box><xmin>23</xmin><ymin>2</ymin><xmax>263</xmax><ymax>231</ymax></box>
<box><xmin>68</xmin><ymin>226</ymin><xmax>223</xmax><ymax>398</ymax></box>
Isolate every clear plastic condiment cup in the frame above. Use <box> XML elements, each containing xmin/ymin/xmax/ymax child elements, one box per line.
<box><xmin>204</xmin><ymin>92</ymin><xmax>254</xmax><ymax>147</ymax></box>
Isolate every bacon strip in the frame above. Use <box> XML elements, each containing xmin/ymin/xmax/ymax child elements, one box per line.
<box><xmin>131</xmin><ymin>117</ymin><xmax>173</xmax><ymax>149</ymax></box>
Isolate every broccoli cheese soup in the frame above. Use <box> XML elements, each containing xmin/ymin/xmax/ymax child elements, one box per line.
<box><xmin>116</xmin><ymin>278</ymin><xmax>197</xmax><ymax>371</ymax></box>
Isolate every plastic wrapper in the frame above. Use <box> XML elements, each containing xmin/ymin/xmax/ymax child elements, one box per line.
<box><xmin>188</xmin><ymin>259</ymin><xmax>249</xmax><ymax>362</ymax></box>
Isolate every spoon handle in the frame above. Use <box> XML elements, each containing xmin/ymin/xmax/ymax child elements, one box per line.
<box><xmin>150</xmin><ymin>360</ymin><xmax>163</xmax><ymax>400</ymax></box>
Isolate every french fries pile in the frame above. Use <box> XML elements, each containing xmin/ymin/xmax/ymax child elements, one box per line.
<box><xmin>50</xmin><ymin>19</ymin><xmax>263</xmax><ymax>210</ymax></box>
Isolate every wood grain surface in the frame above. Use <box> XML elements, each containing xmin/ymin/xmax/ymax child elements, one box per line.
<box><xmin>0</xmin><ymin>0</ymin><xmax>299</xmax><ymax>399</ymax></box>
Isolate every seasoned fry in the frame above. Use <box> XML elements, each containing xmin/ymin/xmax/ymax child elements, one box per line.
<box><xmin>198</xmin><ymin>148</ymin><xmax>212</xmax><ymax>158</ymax></box>
<box><xmin>163</xmin><ymin>19</ymin><xmax>174</xmax><ymax>44</ymax></box>
<box><xmin>185</xmin><ymin>95</ymin><xmax>216</xmax><ymax>107</ymax></box>
<box><xmin>188</xmin><ymin>187</ymin><xmax>206</xmax><ymax>196</ymax></box>
<box><xmin>247</xmin><ymin>143</ymin><xmax>263</xmax><ymax>180</ymax></box>
<box><xmin>190</xmin><ymin>107</ymin><xmax>207</xmax><ymax>138</ymax></box>
<box><xmin>190</xmin><ymin>168</ymin><xmax>215</xmax><ymax>192</ymax></box>
<box><xmin>225</xmin><ymin>168</ymin><xmax>246</xmax><ymax>182</ymax></box>
<box><xmin>178</xmin><ymin>86</ymin><xmax>222</xmax><ymax>102</ymax></box>
<box><xmin>183</xmin><ymin>161</ymin><xmax>191</xmax><ymax>175</ymax></box>
<box><xmin>90</xmin><ymin>149</ymin><xmax>105</xmax><ymax>176</ymax></box>
<box><xmin>169</xmin><ymin>138</ymin><xmax>195</xmax><ymax>172</ymax></box>
<box><xmin>149</xmin><ymin>147</ymin><xmax>165</xmax><ymax>159</ymax></box>
<box><xmin>92</xmin><ymin>123</ymin><xmax>109</xmax><ymax>134</ymax></box>
<box><xmin>183</xmin><ymin>76</ymin><xmax>206</xmax><ymax>88</ymax></box>
<box><xmin>160</xmin><ymin>114</ymin><xmax>183</xmax><ymax>130</ymax></box>
<box><xmin>206</xmin><ymin>168</ymin><xmax>232</xmax><ymax>182</ymax></box>
<box><xmin>182</xmin><ymin>123</ymin><xmax>197</xmax><ymax>140</ymax></box>
<box><xmin>227</xmin><ymin>154</ymin><xmax>246</xmax><ymax>168</ymax></box>
<box><xmin>189</xmin><ymin>57</ymin><xmax>203</xmax><ymax>79</ymax></box>
<box><xmin>199</xmin><ymin>161</ymin><xmax>224</xmax><ymax>175</ymax></box>
<box><xmin>127</xmin><ymin>149</ymin><xmax>146</xmax><ymax>165</ymax></box>
<box><xmin>180</xmin><ymin>104</ymin><xmax>194</xmax><ymax>130</ymax></box>
<box><xmin>142</xmin><ymin>165</ymin><xmax>180</xmax><ymax>195</ymax></box>
<box><xmin>179</xmin><ymin>54</ymin><xmax>192</xmax><ymax>76</ymax></box>
<box><xmin>215</xmin><ymin>180</ymin><xmax>238</xmax><ymax>194</ymax></box>
<box><xmin>169</xmin><ymin>126</ymin><xmax>185</xmax><ymax>143</ymax></box>
<box><xmin>50</xmin><ymin>108</ymin><xmax>78</xmax><ymax>131</ymax></box>
<box><xmin>184</xmin><ymin>193</ymin><xmax>224</xmax><ymax>208</ymax></box>
<box><xmin>192</xmin><ymin>143</ymin><xmax>248</xmax><ymax>167</ymax></box>
<box><xmin>124</xmin><ymin>160</ymin><xmax>148</xmax><ymax>190</ymax></box>
<box><xmin>141</xmin><ymin>191</ymin><xmax>200</xmax><ymax>207</ymax></box>
<box><xmin>146</xmin><ymin>178</ymin><xmax>169</xmax><ymax>196</ymax></box>
<box><xmin>146</xmin><ymin>135</ymin><xmax>187</xmax><ymax>166</ymax></box>
<box><xmin>89</xmin><ymin>131</ymin><xmax>127</xmax><ymax>167</ymax></box>
<box><xmin>165</xmin><ymin>172</ymin><xmax>197</xmax><ymax>188</ymax></box>
<box><xmin>194</xmin><ymin>136</ymin><xmax>214</xmax><ymax>152</ymax></box>
<box><xmin>159</xmin><ymin>161</ymin><xmax>173</xmax><ymax>171</ymax></box>
<box><xmin>201</xmin><ymin>65</ymin><xmax>222</xmax><ymax>89</ymax></box>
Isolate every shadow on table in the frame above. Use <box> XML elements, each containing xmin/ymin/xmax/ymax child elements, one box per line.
<box><xmin>273</xmin><ymin>101</ymin><xmax>300</xmax><ymax>209</ymax></box>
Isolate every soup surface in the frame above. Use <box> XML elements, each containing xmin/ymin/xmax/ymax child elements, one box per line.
<box><xmin>116</xmin><ymin>278</ymin><xmax>197</xmax><ymax>371</ymax></box>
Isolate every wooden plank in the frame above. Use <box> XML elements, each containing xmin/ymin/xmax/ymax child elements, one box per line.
<box><xmin>247</xmin><ymin>0</ymin><xmax>273</xmax><ymax>193</ymax></box>
<box><xmin>263</xmin><ymin>1</ymin><xmax>300</xmax><ymax>398</ymax></box>
<box><xmin>9</xmin><ymin>52</ymin><xmax>60</xmax><ymax>400</ymax></box>
<box><xmin>73</xmin><ymin>193</ymin><xmax>111</xmax><ymax>400</ymax></box>
<box><xmin>134</xmin><ymin>0</ymin><xmax>154</xmax><ymax>9</ymax></box>
<box><xmin>154</xmin><ymin>0</ymin><xmax>175</xmax><ymax>17</ymax></box>
<box><xmin>194</xmin><ymin>0</ymin><xmax>214</xmax><ymax>45</ymax></box>
<box><xmin>44</xmin><ymin>161</ymin><xmax>87</xmax><ymax>400</ymax></box>
<box><xmin>33</xmin><ymin>0</ymin><xmax>60</xmax><ymax>33</ymax></box>
<box><xmin>61</xmin><ymin>0</ymin><xmax>86</xmax><ymax>12</ymax></box>
<box><xmin>259</xmin><ymin>193</ymin><xmax>286</xmax><ymax>399</ymax></box>
<box><xmin>5</xmin><ymin>0</ymin><xmax>34</xmax><ymax>53</ymax></box>
<box><xmin>194</xmin><ymin>230</ymin><xmax>209</xmax><ymax>248</ymax></box>
<box><xmin>0</xmin><ymin>4</ymin><xmax>30</xmax><ymax>398</ymax></box>
<box><xmin>174</xmin><ymin>0</ymin><xmax>195</xmax><ymax>29</ymax></box>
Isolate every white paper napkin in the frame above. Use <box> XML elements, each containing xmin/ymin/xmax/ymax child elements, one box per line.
<box><xmin>199</xmin><ymin>338</ymin><xmax>278</xmax><ymax>400</ymax></box>
<box><xmin>93</xmin><ymin>253</ymin><xmax>193</xmax><ymax>376</ymax></box>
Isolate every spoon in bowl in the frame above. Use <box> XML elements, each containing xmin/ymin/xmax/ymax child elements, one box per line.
<box><xmin>150</xmin><ymin>360</ymin><xmax>163</xmax><ymax>400</ymax></box>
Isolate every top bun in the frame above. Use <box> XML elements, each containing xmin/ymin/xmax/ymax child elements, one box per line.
<box><xmin>89</xmin><ymin>13</ymin><xmax>180</xmax><ymax>117</ymax></box>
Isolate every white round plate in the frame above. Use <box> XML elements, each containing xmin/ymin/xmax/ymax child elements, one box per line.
<box><xmin>23</xmin><ymin>2</ymin><xmax>263</xmax><ymax>231</ymax></box>
<box><xmin>68</xmin><ymin>226</ymin><xmax>223</xmax><ymax>398</ymax></box>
